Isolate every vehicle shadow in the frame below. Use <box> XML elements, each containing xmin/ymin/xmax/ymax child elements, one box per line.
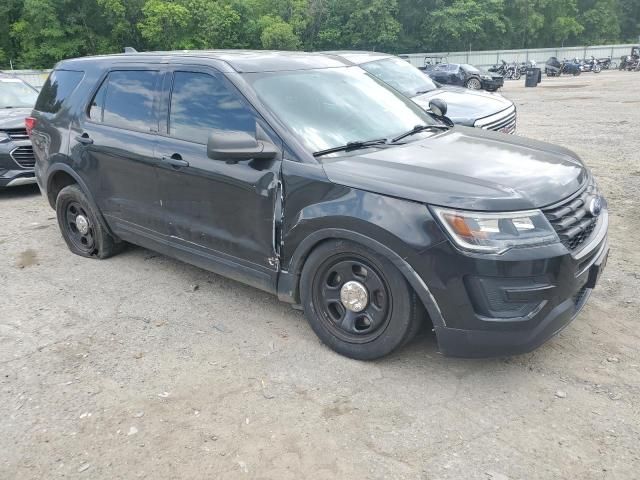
<box><xmin>115</xmin><ymin>244</ymin><xmax>492</xmax><ymax>369</ymax></box>
<box><xmin>0</xmin><ymin>184</ymin><xmax>40</xmax><ymax>199</ymax></box>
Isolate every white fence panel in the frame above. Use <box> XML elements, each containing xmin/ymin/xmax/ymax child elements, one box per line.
<box><xmin>0</xmin><ymin>69</ymin><xmax>51</xmax><ymax>89</ymax></box>
<box><xmin>403</xmin><ymin>44</ymin><xmax>636</xmax><ymax>68</ymax></box>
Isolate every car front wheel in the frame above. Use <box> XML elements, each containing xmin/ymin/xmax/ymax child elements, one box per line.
<box><xmin>465</xmin><ymin>77</ymin><xmax>482</xmax><ymax>89</ymax></box>
<box><xmin>300</xmin><ymin>240</ymin><xmax>424</xmax><ymax>360</ymax></box>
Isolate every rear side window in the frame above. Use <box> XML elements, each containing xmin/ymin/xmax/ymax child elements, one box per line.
<box><xmin>169</xmin><ymin>71</ymin><xmax>255</xmax><ymax>144</ymax></box>
<box><xmin>35</xmin><ymin>70</ymin><xmax>84</xmax><ymax>114</ymax></box>
<box><xmin>89</xmin><ymin>70</ymin><xmax>159</xmax><ymax>132</ymax></box>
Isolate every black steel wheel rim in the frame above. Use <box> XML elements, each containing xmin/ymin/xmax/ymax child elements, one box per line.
<box><xmin>63</xmin><ymin>201</ymin><xmax>96</xmax><ymax>253</ymax></box>
<box><xmin>312</xmin><ymin>255</ymin><xmax>392</xmax><ymax>344</ymax></box>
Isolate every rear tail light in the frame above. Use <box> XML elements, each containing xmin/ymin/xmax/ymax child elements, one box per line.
<box><xmin>25</xmin><ymin>117</ymin><xmax>36</xmax><ymax>137</ymax></box>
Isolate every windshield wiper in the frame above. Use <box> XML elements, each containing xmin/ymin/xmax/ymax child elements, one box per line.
<box><xmin>313</xmin><ymin>138</ymin><xmax>388</xmax><ymax>157</ymax></box>
<box><xmin>414</xmin><ymin>89</ymin><xmax>433</xmax><ymax>95</ymax></box>
<box><xmin>391</xmin><ymin>124</ymin><xmax>449</xmax><ymax>143</ymax></box>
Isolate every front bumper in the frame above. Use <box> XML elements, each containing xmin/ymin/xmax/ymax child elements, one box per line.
<box><xmin>481</xmin><ymin>77</ymin><xmax>504</xmax><ymax>90</ymax></box>
<box><xmin>0</xmin><ymin>140</ymin><xmax>35</xmax><ymax>188</ymax></box>
<box><xmin>413</xmin><ymin>210</ymin><xmax>609</xmax><ymax>357</ymax></box>
<box><xmin>0</xmin><ymin>170</ymin><xmax>37</xmax><ymax>187</ymax></box>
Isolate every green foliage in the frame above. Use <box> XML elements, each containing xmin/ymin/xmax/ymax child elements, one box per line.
<box><xmin>424</xmin><ymin>0</ymin><xmax>507</xmax><ymax>51</ymax></box>
<box><xmin>259</xmin><ymin>15</ymin><xmax>301</xmax><ymax>49</ymax></box>
<box><xmin>1</xmin><ymin>0</ymin><xmax>638</xmax><ymax>69</ymax></box>
<box><xmin>138</xmin><ymin>0</ymin><xmax>190</xmax><ymax>50</ymax></box>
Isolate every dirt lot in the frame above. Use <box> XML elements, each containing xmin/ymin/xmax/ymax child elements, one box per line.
<box><xmin>1</xmin><ymin>70</ymin><xmax>639</xmax><ymax>480</ymax></box>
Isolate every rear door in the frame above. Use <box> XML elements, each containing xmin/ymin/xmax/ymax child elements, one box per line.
<box><xmin>74</xmin><ymin>68</ymin><xmax>164</xmax><ymax>238</ymax></box>
<box><xmin>154</xmin><ymin>67</ymin><xmax>282</xmax><ymax>289</ymax></box>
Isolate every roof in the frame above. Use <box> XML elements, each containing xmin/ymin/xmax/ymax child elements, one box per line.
<box><xmin>321</xmin><ymin>51</ymin><xmax>394</xmax><ymax>65</ymax></box>
<box><xmin>57</xmin><ymin>50</ymin><xmax>351</xmax><ymax>73</ymax></box>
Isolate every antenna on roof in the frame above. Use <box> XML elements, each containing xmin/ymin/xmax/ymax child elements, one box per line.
<box><xmin>124</xmin><ymin>47</ymin><xmax>138</xmax><ymax>54</ymax></box>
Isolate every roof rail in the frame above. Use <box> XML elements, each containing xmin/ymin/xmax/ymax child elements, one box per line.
<box><xmin>124</xmin><ymin>47</ymin><xmax>138</xmax><ymax>54</ymax></box>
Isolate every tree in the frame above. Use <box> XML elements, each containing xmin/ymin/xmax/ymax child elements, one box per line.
<box><xmin>424</xmin><ymin>0</ymin><xmax>507</xmax><ymax>51</ymax></box>
<box><xmin>618</xmin><ymin>0</ymin><xmax>640</xmax><ymax>42</ymax></box>
<box><xmin>0</xmin><ymin>0</ymin><xmax>633</xmax><ymax>69</ymax></box>
<box><xmin>578</xmin><ymin>0</ymin><xmax>621</xmax><ymax>44</ymax></box>
<box><xmin>258</xmin><ymin>15</ymin><xmax>301</xmax><ymax>49</ymax></box>
<box><xmin>11</xmin><ymin>0</ymin><xmax>88</xmax><ymax>68</ymax></box>
<box><xmin>138</xmin><ymin>0</ymin><xmax>190</xmax><ymax>50</ymax></box>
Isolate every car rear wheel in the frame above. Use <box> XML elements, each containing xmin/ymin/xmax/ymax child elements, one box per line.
<box><xmin>465</xmin><ymin>77</ymin><xmax>482</xmax><ymax>90</ymax></box>
<box><xmin>300</xmin><ymin>240</ymin><xmax>424</xmax><ymax>360</ymax></box>
<box><xmin>56</xmin><ymin>184</ymin><xmax>123</xmax><ymax>259</ymax></box>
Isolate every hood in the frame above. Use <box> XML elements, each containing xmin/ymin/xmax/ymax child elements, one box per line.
<box><xmin>321</xmin><ymin>127</ymin><xmax>588</xmax><ymax>212</ymax></box>
<box><xmin>0</xmin><ymin>108</ymin><xmax>31</xmax><ymax>130</ymax></box>
<box><xmin>412</xmin><ymin>87</ymin><xmax>513</xmax><ymax>126</ymax></box>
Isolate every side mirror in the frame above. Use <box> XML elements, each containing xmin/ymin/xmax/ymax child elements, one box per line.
<box><xmin>207</xmin><ymin>130</ymin><xmax>278</xmax><ymax>161</ymax></box>
<box><xmin>428</xmin><ymin>98</ymin><xmax>448</xmax><ymax>117</ymax></box>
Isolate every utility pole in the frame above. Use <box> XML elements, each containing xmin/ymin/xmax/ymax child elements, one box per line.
<box><xmin>523</xmin><ymin>0</ymin><xmax>529</xmax><ymax>49</ymax></box>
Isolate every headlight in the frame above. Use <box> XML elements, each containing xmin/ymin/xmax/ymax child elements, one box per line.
<box><xmin>481</xmin><ymin>75</ymin><xmax>492</xmax><ymax>80</ymax></box>
<box><xmin>432</xmin><ymin>207</ymin><xmax>559</xmax><ymax>254</ymax></box>
<box><xmin>0</xmin><ymin>131</ymin><xmax>9</xmax><ymax>142</ymax></box>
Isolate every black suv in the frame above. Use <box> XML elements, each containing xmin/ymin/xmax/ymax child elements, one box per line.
<box><xmin>31</xmin><ymin>51</ymin><xmax>609</xmax><ymax>360</ymax></box>
<box><xmin>0</xmin><ymin>75</ymin><xmax>39</xmax><ymax>188</ymax></box>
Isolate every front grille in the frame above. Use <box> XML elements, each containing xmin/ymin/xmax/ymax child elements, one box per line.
<box><xmin>543</xmin><ymin>180</ymin><xmax>599</xmax><ymax>251</ymax></box>
<box><xmin>2</xmin><ymin>128</ymin><xmax>29</xmax><ymax>141</ymax></box>
<box><xmin>10</xmin><ymin>145</ymin><xmax>36</xmax><ymax>168</ymax></box>
<box><xmin>474</xmin><ymin>105</ymin><xmax>517</xmax><ymax>134</ymax></box>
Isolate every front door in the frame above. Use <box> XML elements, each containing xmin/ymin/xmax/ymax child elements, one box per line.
<box><xmin>154</xmin><ymin>68</ymin><xmax>282</xmax><ymax>290</ymax></box>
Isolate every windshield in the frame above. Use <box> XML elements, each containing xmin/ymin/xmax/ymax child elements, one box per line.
<box><xmin>246</xmin><ymin>67</ymin><xmax>435</xmax><ymax>154</ymax></box>
<box><xmin>360</xmin><ymin>57</ymin><xmax>438</xmax><ymax>97</ymax></box>
<box><xmin>0</xmin><ymin>78</ymin><xmax>38</xmax><ymax>108</ymax></box>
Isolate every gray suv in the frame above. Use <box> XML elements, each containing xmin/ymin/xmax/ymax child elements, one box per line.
<box><xmin>0</xmin><ymin>75</ymin><xmax>38</xmax><ymax>188</ymax></box>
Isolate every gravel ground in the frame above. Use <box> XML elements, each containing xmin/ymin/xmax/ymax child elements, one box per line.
<box><xmin>1</xmin><ymin>70</ymin><xmax>639</xmax><ymax>480</ymax></box>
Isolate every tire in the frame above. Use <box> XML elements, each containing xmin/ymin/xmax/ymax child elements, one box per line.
<box><xmin>465</xmin><ymin>77</ymin><xmax>482</xmax><ymax>90</ymax></box>
<box><xmin>593</xmin><ymin>65</ymin><xmax>601</xmax><ymax>73</ymax></box>
<box><xmin>300</xmin><ymin>240</ymin><xmax>424</xmax><ymax>360</ymax></box>
<box><xmin>55</xmin><ymin>184</ymin><xmax>124</xmax><ymax>259</ymax></box>
<box><xmin>512</xmin><ymin>70</ymin><xmax>522</xmax><ymax>80</ymax></box>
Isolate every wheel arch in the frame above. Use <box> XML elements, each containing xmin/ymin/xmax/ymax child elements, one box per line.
<box><xmin>277</xmin><ymin>228</ymin><xmax>445</xmax><ymax>328</ymax></box>
<box><xmin>45</xmin><ymin>163</ymin><xmax>116</xmax><ymax>237</ymax></box>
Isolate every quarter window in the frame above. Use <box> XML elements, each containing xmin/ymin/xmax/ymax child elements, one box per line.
<box><xmin>169</xmin><ymin>71</ymin><xmax>255</xmax><ymax>144</ymax></box>
<box><xmin>94</xmin><ymin>70</ymin><xmax>159</xmax><ymax>132</ymax></box>
<box><xmin>88</xmin><ymin>79</ymin><xmax>107</xmax><ymax>121</ymax></box>
<box><xmin>35</xmin><ymin>70</ymin><xmax>84</xmax><ymax>114</ymax></box>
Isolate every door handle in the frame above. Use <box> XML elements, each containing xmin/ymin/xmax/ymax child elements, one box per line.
<box><xmin>161</xmin><ymin>154</ymin><xmax>189</xmax><ymax>169</ymax></box>
<box><xmin>75</xmin><ymin>133</ymin><xmax>93</xmax><ymax>145</ymax></box>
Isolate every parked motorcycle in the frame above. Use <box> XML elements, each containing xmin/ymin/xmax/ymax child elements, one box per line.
<box><xmin>489</xmin><ymin>60</ymin><xmax>521</xmax><ymax>80</ymax></box>
<box><xmin>620</xmin><ymin>46</ymin><xmax>640</xmax><ymax>71</ymax></box>
<box><xmin>597</xmin><ymin>57</ymin><xmax>616</xmax><ymax>70</ymax></box>
<box><xmin>580</xmin><ymin>57</ymin><xmax>602</xmax><ymax>73</ymax></box>
<box><xmin>545</xmin><ymin>57</ymin><xmax>581</xmax><ymax>76</ymax></box>
<box><xmin>506</xmin><ymin>62</ymin><xmax>521</xmax><ymax>80</ymax></box>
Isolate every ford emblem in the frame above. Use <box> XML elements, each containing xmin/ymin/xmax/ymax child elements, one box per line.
<box><xmin>588</xmin><ymin>196</ymin><xmax>603</xmax><ymax>217</ymax></box>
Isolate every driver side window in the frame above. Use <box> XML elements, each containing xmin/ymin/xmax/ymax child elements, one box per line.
<box><xmin>169</xmin><ymin>71</ymin><xmax>256</xmax><ymax>145</ymax></box>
